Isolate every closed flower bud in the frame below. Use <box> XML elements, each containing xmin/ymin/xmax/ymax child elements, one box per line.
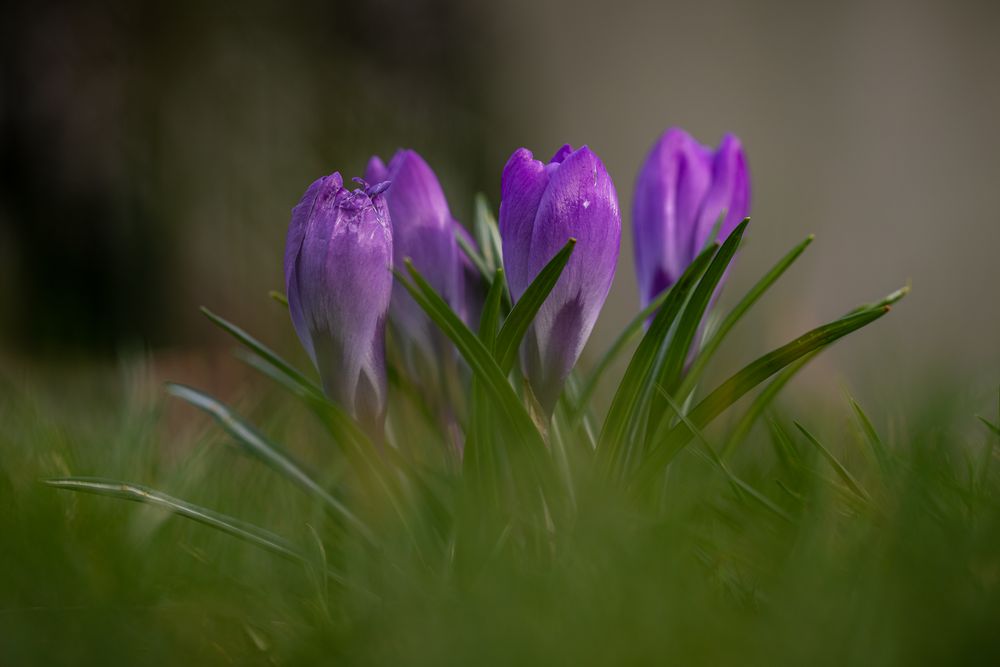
<box><xmin>500</xmin><ymin>144</ymin><xmax>621</xmax><ymax>412</ymax></box>
<box><xmin>365</xmin><ymin>150</ymin><xmax>463</xmax><ymax>360</ymax></box>
<box><xmin>284</xmin><ymin>172</ymin><xmax>393</xmax><ymax>430</ymax></box>
<box><xmin>633</xmin><ymin>128</ymin><xmax>750</xmax><ymax>308</ymax></box>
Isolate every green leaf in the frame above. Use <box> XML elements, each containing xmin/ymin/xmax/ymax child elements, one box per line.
<box><xmin>717</xmin><ymin>281</ymin><xmax>908</xmax><ymax>461</ymax></box>
<box><xmin>850</xmin><ymin>396</ymin><xmax>893</xmax><ymax>476</ymax></box>
<box><xmin>473</xmin><ymin>193</ymin><xmax>504</xmax><ymax>276</ymax></box>
<box><xmin>269</xmin><ymin>290</ymin><xmax>289</xmax><ymax>307</ymax></box>
<box><xmin>395</xmin><ymin>261</ymin><xmax>546</xmax><ymax>455</ymax></box>
<box><xmin>657</xmin><ymin>389</ymin><xmax>793</xmax><ymax>523</ymax></box>
<box><xmin>495</xmin><ymin>238</ymin><xmax>576</xmax><ymax>374</ymax></box>
<box><xmin>794</xmin><ymin>421</ymin><xmax>871</xmax><ymax>502</ymax></box>
<box><xmin>43</xmin><ymin>477</ymin><xmax>307</xmax><ymax>564</ymax></box>
<box><xmin>675</xmin><ymin>234</ymin><xmax>814</xmax><ymax>405</ymax></box>
<box><xmin>646</xmin><ymin>220</ymin><xmax>749</xmax><ymax>440</ymax></box>
<box><xmin>596</xmin><ymin>243</ymin><xmax>719</xmax><ymax>477</ymax></box>
<box><xmin>639</xmin><ymin>301</ymin><xmax>894</xmax><ymax>480</ymax></box>
<box><xmin>200</xmin><ymin>307</ymin><xmax>373</xmax><ymax>454</ymax></box>
<box><xmin>166</xmin><ymin>383</ymin><xmax>374</xmax><ymax>542</ymax></box>
<box><xmin>455</xmin><ymin>223</ymin><xmax>494</xmax><ymax>286</ymax></box>
<box><xmin>720</xmin><ymin>354</ymin><xmax>816</xmax><ymax>460</ymax></box>
<box><xmin>572</xmin><ymin>282</ymin><xmax>675</xmax><ymax>422</ymax></box>
<box><xmin>478</xmin><ymin>268</ymin><xmax>506</xmax><ymax>349</ymax></box>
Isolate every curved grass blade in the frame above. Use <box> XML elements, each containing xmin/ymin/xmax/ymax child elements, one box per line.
<box><xmin>268</xmin><ymin>290</ymin><xmax>289</xmax><ymax>307</ymax></box>
<box><xmin>675</xmin><ymin>234</ymin><xmax>814</xmax><ymax>405</ymax></box>
<box><xmin>455</xmin><ymin>223</ymin><xmax>494</xmax><ymax>286</ymax></box>
<box><xmin>646</xmin><ymin>220</ymin><xmax>749</xmax><ymax>437</ymax></box>
<box><xmin>794</xmin><ymin>421</ymin><xmax>871</xmax><ymax>502</ymax></box>
<box><xmin>201</xmin><ymin>307</ymin><xmax>322</xmax><ymax>398</ymax></box>
<box><xmin>720</xmin><ymin>354</ymin><xmax>816</xmax><ymax>459</ymax></box>
<box><xmin>850</xmin><ymin>396</ymin><xmax>892</xmax><ymax>476</ymax></box>
<box><xmin>639</xmin><ymin>302</ymin><xmax>893</xmax><ymax>480</ymax></box>
<box><xmin>657</xmin><ymin>389</ymin><xmax>793</xmax><ymax>523</ymax></box>
<box><xmin>595</xmin><ymin>243</ymin><xmax>719</xmax><ymax>476</ymax></box>
<box><xmin>495</xmin><ymin>238</ymin><xmax>576</xmax><ymax>374</ymax></box>
<box><xmin>201</xmin><ymin>307</ymin><xmax>375</xmax><ymax>458</ymax></box>
<box><xmin>572</xmin><ymin>285</ymin><xmax>674</xmax><ymax>421</ymax></box>
<box><xmin>719</xmin><ymin>284</ymin><xmax>910</xmax><ymax>461</ymax></box>
<box><xmin>473</xmin><ymin>193</ymin><xmax>504</xmax><ymax>276</ymax></box>
<box><xmin>395</xmin><ymin>261</ymin><xmax>546</xmax><ymax>454</ymax></box>
<box><xmin>43</xmin><ymin>477</ymin><xmax>305</xmax><ymax>563</ymax></box>
<box><xmin>166</xmin><ymin>383</ymin><xmax>374</xmax><ymax>542</ymax></box>
<box><xmin>478</xmin><ymin>268</ymin><xmax>506</xmax><ymax>349</ymax></box>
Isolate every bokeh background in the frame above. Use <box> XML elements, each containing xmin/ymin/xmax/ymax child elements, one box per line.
<box><xmin>2</xmin><ymin>0</ymin><xmax>998</xmax><ymax>405</ymax></box>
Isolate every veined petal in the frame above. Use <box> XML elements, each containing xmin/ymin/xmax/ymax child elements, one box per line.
<box><xmin>632</xmin><ymin>128</ymin><xmax>712</xmax><ymax>307</ymax></box>
<box><xmin>499</xmin><ymin>147</ymin><xmax>550</xmax><ymax>300</ymax></box>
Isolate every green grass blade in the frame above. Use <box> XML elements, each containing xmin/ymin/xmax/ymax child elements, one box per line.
<box><xmin>657</xmin><ymin>389</ymin><xmax>793</xmax><ymax>523</ymax></box>
<box><xmin>595</xmin><ymin>243</ymin><xmax>719</xmax><ymax>477</ymax></box>
<box><xmin>455</xmin><ymin>223</ymin><xmax>494</xmax><ymax>285</ymax></box>
<box><xmin>166</xmin><ymin>383</ymin><xmax>374</xmax><ymax>542</ymax></box>
<box><xmin>646</xmin><ymin>220</ymin><xmax>749</xmax><ymax>437</ymax></box>
<box><xmin>976</xmin><ymin>416</ymin><xmax>1000</xmax><ymax>438</ymax></box>
<box><xmin>43</xmin><ymin>477</ymin><xmax>306</xmax><ymax>563</ymax></box>
<box><xmin>675</xmin><ymin>234</ymin><xmax>814</xmax><ymax>404</ymax></box>
<box><xmin>268</xmin><ymin>290</ymin><xmax>289</xmax><ymax>307</ymax></box>
<box><xmin>720</xmin><ymin>353</ymin><xmax>816</xmax><ymax>459</ymax></box>
<box><xmin>201</xmin><ymin>307</ymin><xmax>322</xmax><ymax>398</ymax></box>
<box><xmin>718</xmin><ymin>283</ymin><xmax>909</xmax><ymax>461</ymax></box>
<box><xmin>478</xmin><ymin>268</ymin><xmax>506</xmax><ymax>349</ymax></box>
<box><xmin>495</xmin><ymin>238</ymin><xmax>576</xmax><ymax>374</ymax></box>
<box><xmin>640</xmin><ymin>301</ymin><xmax>894</xmax><ymax>479</ymax></box>
<box><xmin>395</xmin><ymin>261</ymin><xmax>546</xmax><ymax>454</ymax></box>
<box><xmin>473</xmin><ymin>193</ymin><xmax>504</xmax><ymax>276</ymax></box>
<box><xmin>850</xmin><ymin>396</ymin><xmax>892</xmax><ymax>476</ymax></box>
<box><xmin>794</xmin><ymin>421</ymin><xmax>871</xmax><ymax>502</ymax></box>
<box><xmin>572</xmin><ymin>285</ymin><xmax>674</xmax><ymax>420</ymax></box>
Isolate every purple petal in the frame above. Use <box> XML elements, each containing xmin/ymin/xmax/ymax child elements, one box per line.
<box><xmin>632</xmin><ymin>128</ymin><xmax>713</xmax><ymax>307</ymax></box>
<box><xmin>691</xmin><ymin>133</ymin><xmax>750</xmax><ymax>255</ymax></box>
<box><xmin>284</xmin><ymin>173</ymin><xmax>393</xmax><ymax>428</ymax></box>
<box><xmin>499</xmin><ymin>148</ymin><xmax>550</xmax><ymax>300</ymax></box>
<box><xmin>524</xmin><ymin>146</ymin><xmax>621</xmax><ymax>411</ymax></box>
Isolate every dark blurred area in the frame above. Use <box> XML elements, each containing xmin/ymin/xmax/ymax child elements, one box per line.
<box><xmin>0</xmin><ymin>0</ymin><xmax>499</xmax><ymax>357</ymax></box>
<box><xmin>2</xmin><ymin>0</ymin><xmax>998</xmax><ymax>394</ymax></box>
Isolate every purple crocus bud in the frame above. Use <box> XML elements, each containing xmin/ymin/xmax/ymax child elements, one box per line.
<box><xmin>633</xmin><ymin>128</ymin><xmax>750</xmax><ymax>309</ymax></box>
<box><xmin>365</xmin><ymin>150</ymin><xmax>463</xmax><ymax>360</ymax></box>
<box><xmin>284</xmin><ymin>172</ymin><xmax>393</xmax><ymax>430</ymax></box>
<box><xmin>499</xmin><ymin>144</ymin><xmax>621</xmax><ymax>412</ymax></box>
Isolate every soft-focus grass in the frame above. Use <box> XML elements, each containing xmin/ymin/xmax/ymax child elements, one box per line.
<box><xmin>2</xmin><ymin>361</ymin><xmax>998</xmax><ymax>666</ymax></box>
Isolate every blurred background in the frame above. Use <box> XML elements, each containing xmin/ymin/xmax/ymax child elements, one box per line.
<box><xmin>2</xmin><ymin>0</ymin><xmax>998</xmax><ymax>406</ymax></box>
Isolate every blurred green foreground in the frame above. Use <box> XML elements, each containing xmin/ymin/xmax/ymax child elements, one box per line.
<box><xmin>1</xmin><ymin>363</ymin><xmax>998</xmax><ymax>666</ymax></box>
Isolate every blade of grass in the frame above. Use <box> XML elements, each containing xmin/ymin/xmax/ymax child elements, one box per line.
<box><xmin>646</xmin><ymin>221</ymin><xmax>749</xmax><ymax>440</ymax></box>
<box><xmin>595</xmin><ymin>243</ymin><xmax>719</xmax><ymax>477</ymax></box>
<box><xmin>478</xmin><ymin>268</ymin><xmax>506</xmax><ymax>349</ymax></box>
<box><xmin>572</xmin><ymin>284</ymin><xmax>674</xmax><ymax>420</ymax></box>
<box><xmin>43</xmin><ymin>477</ymin><xmax>306</xmax><ymax>564</ymax></box>
<box><xmin>675</xmin><ymin>234</ymin><xmax>814</xmax><ymax>405</ymax></box>
<box><xmin>639</xmin><ymin>301</ymin><xmax>894</xmax><ymax>480</ymax></box>
<box><xmin>166</xmin><ymin>383</ymin><xmax>374</xmax><ymax>542</ymax></box>
<box><xmin>657</xmin><ymin>388</ymin><xmax>793</xmax><ymax>523</ymax></box>
<box><xmin>850</xmin><ymin>396</ymin><xmax>892</xmax><ymax>476</ymax></box>
<box><xmin>395</xmin><ymin>261</ymin><xmax>546</xmax><ymax>455</ymax></box>
<box><xmin>495</xmin><ymin>238</ymin><xmax>576</xmax><ymax>374</ymax></box>
<box><xmin>794</xmin><ymin>421</ymin><xmax>871</xmax><ymax>502</ymax></box>
<box><xmin>473</xmin><ymin>193</ymin><xmax>504</xmax><ymax>276</ymax></box>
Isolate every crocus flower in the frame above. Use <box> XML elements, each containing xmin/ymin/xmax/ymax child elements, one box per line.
<box><xmin>365</xmin><ymin>150</ymin><xmax>463</xmax><ymax>361</ymax></box>
<box><xmin>500</xmin><ymin>144</ymin><xmax>621</xmax><ymax>412</ymax></box>
<box><xmin>284</xmin><ymin>172</ymin><xmax>393</xmax><ymax>431</ymax></box>
<box><xmin>633</xmin><ymin>128</ymin><xmax>750</xmax><ymax>309</ymax></box>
